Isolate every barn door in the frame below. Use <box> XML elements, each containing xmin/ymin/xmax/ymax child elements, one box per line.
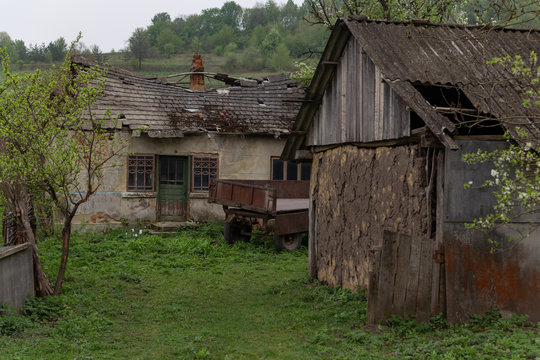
<box><xmin>157</xmin><ymin>156</ymin><xmax>188</xmax><ymax>220</ymax></box>
<box><xmin>367</xmin><ymin>231</ymin><xmax>435</xmax><ymax>323</ymax></box>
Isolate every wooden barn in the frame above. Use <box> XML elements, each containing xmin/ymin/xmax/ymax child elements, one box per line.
<box><xmin>282</xmin><ymin>17</ymin><xmax>540</xmax><ymax>323</ymax></box>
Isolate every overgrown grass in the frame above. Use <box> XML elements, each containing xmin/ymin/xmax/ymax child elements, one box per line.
<box><xmin>1</xmin><ymin>224</ymin><xmax>539</xmax><ymax>359</ymax></box>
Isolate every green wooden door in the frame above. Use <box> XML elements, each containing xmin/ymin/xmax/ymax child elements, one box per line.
<box><xmin>157</xmin><ymin>156</ymin><xmax>188</xmax><ymax>220</ymax></box>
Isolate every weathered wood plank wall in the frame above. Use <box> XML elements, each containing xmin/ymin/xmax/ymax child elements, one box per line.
<box><xmin>307</xmin><ymin>39</ymin><xmax>410</xmax><ymax>146</ymax></box>
<box><xmin>367</xmin><ymin>231</ymin><xmax>435</xmax><ymax>323</ymax></box>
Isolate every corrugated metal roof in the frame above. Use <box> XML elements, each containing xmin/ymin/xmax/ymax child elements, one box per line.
<box><xmin>345</xmin><ymin>18</ymin><xmax>540</xmax><ymax>143</ymax></box>
<box><xmin>73</xmin><ymin>56</ymin><xmax>305</xmax><ymax>138</ymax></box>
<box><xmin>282</xmin><ymin>17</ymin><xmax>540</xmax><ymax>159</ymax></box>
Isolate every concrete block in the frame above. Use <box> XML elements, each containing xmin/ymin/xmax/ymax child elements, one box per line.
<box><xmin>0</xmin><ymin>243</ymin><xmax>34</xmax><ymax>311</ymax></box>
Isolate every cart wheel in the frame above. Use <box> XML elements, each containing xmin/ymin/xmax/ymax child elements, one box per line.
<box><xmin>224</xmin><ymin>221</ymin><xmax>250</xmax><ymax>244</ymax></box>
<box><xmin>273</xmin><ymin>233</ymin><xmax>303</xmax><ymax>251</ymax></box>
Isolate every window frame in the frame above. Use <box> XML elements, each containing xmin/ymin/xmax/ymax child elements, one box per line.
<box><xmin>158</xmin><ymin>156</ymin><xmax>186</xmax><ymax>186</ymax></box>
<box><xmin>126</xmin><ymin>154</ymin><xmax>156</xmax><ymax>192</ymax></box>
<box><xmin>191</xmin><ymin>154</ymin><xmax>219</xmax><ymax>192</ymax></box>
<box><xmin>270</xmin><ymin>157</ymin><xmax>311</xmax><ymax>181</ymax></box>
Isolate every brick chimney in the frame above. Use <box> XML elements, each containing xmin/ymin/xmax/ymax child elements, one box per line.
<box><xmin>190</xmin><ymin>55</ymin><xmax>204</xmax><ymax>91</ymax></box>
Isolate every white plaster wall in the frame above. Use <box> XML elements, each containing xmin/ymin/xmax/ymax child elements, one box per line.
<box><xmin>75</xmin><ymin>132</ymin><xmax>285</xmax><ymax>224</ymax></box>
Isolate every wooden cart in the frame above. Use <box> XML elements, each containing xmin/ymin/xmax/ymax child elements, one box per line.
<box><xmin>208</xmin><ymin>179</ymin><xmax>309</xmax><ymax>251</ymax></box>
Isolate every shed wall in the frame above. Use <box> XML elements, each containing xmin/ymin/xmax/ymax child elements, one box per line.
<box><xmin>307</xmin><ymin>38</ymin><xmax>410</xmax><ymax>147</ymax></box>
<box><xmin>443</xmin><ymin>139</ymin><xmax>540</xmax><ymax>322</ymax></box>
<box><xmin>445</xmin><ymin>225</ymin><xmax>540</xmax><ymax>323</ymax></box>
<box><xmin>310</xmin><ymin>144</ymin><xmax>428</xmax><ymax>289</ymax></box>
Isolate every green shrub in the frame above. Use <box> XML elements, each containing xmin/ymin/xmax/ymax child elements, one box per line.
<box><xmin>24</xmin><ymin>296</ymin><xmax>66</xmax><ymax>322</ymax></box>
<box><xmin>0</xmin><ymin>306</ymin><xmax>31</xmax><ymax>336</ymax></box>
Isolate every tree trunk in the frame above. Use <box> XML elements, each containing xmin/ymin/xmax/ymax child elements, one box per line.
<box><xmin>53</xmin><ymin>216</ymin><xmax>72</xmax><ymax>295</ymax></box>
<box><xmin>0</xmin><ymin>182</ymin><xmax>53</xmax><ymax>296</ymax></box>
<box><xmin>36</xmin><ymin>198</ymin><xmax>54</xmax><ymax>236</ymax></box>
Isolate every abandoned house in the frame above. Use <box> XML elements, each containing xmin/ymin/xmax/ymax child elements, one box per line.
<box><xmin>70</xmin><ymin>55</ymin><xmax>306</xmax><ymax>225</ymax></box>
<box><xmin>281</xmin><ymin>17</ymin><xmax>540</xmax><ymax>323</ymax></box>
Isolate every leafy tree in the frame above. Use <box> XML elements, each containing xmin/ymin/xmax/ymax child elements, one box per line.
<box><xmin>208</xmin><ymin>25</ymin><xmax>236</xmax><ymax>50</ymax></box>
<box><xmin>200</xmin><ymin>7</ymin><xmax>223</xmax><ymax>37</ymax></box>
<box><xmin>249</xmin><ymin>25</ymin><xmax>269</xmax><ymax>49</ymax></box>
<box><xmin>290</xmin><ymin>59</ymin><xmax>318</xmax><ymax>86</ymax></box>
<box><xmin>47</xmin><ymin>37</ymin><xmax>67</xmax><ymax>62</ymax></box>
<box><xmin>0</xmin><ymin>45</ymin><xmax>124</xmax><ymax>295</ymax></box>
<box><xmin>457</xmin><ymin>2</ymin><xmax>540</xmax><ymax>247</ymax></box>
<box><xmin>171</xmin><ymin>16</ymin><xmax>186</xmax><ymax>34</ymax></box>
<box><xmin>304</xmin><ymin>0</ymin><xmax>467</xmax><ymax>29</ymax></box>
<box><xmin>465</xmin><ymin>0</ymin><xmax>540</xmax><ymax>28</ymax></box>
<box><xmin>463</xmin><ymin>52</ymin><xmax>540</xmax><ymax>244</ymax></box>
<box><xmin>242</xmin><ymin>5</ymin><xmax>268</xmax><ymax>31</ymax></box>
<box><xmin>0</xmin><ymin>32</ymin><xmax>14</xmax><ymax>59</ymax></box>
<box><xmin>220</xmin><ymin>1</ymin><xmax>243</xmax><ymax>30</ymax></box>
<box><xmin>284</xmin><ymin>20</ymin><xmax>329</xmax><ymax>57</ymax></box>
<box><xmin>156</xmin><ymin>28</ymin><xmax>181</xmax><ymax>57</ymax></box>
<box><xmin>147</xmin><ymin>12</ymin><xmax>172</xmax><ymax>46</ymax></box>
<box><xmin>182</xmin><ymin>14</ymin><xmax>204</xmax><ymax>49</ymax></box>
<box><xmin>12</xmin><ymin>40</ymin><xmax>27</xmax><ymax>63</ymax></box>
<box><xmin>264</xmin><ymin>0</ymin><xmax>281</xmax><ymax>25</ymax></box>
<box><xmin>281</xmin><ymin>0</ymin><xmax>301</xmax><ymax>30</ymax></box>
<box><xmin>128</xmin><ymin>28</ymin><xmax>150</xmax><ymax>69</ymax></box>
<box><xmin>240</xmin><ymin>46</ymin><xmax>265</xmax><ymax>71</ymax></box>
<box><xmin>90</xmin><ymin>44</ymin><xmax>107</xmax><ymax>63</ymax></box>
<box><xmin>27</xmin><ymin>43</ymin><xmax>47</xmax><ymax>63</ymax></box>
<box><xmin>271</xmin><ymin>43</ymin><xmax>292</xmax><ymax>71</ymax></box>
<box><xmin>261</xmin><ymin>28</ymin><xmax>282</xmax><ymax>55</ymax></box>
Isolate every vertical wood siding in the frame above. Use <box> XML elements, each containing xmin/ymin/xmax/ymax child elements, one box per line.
<box><xmin>307</xmin><ymin>39</ymin><xmax>410</xmax><ymax>146</ymax></box>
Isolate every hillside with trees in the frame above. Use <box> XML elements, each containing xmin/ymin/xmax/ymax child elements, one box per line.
<box><xmin>1</xmin><ymin>0</ymin><xmax>538</xmax><ymax>77</ymax></box>
<box><xmin>119</xmin><ymin>0</ymin><xmax>330</xmax><ymax>75</ymax></box>
<box><xmin>0</xmin><ymin>1</ymin><xmax>330</xmax><ymax>77</ymax></box>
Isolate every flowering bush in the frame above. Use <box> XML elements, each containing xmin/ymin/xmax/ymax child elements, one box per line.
<box><xmin>463</xmin><ymin>51</ymin><xmax>539</xmax><ymax>245</ymax></box>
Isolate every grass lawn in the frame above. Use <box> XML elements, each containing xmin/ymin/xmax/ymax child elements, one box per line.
<box><xmin>1</xmin><ymin>224</ymin><xmax>539</xmax><ymax>359</ymax></box>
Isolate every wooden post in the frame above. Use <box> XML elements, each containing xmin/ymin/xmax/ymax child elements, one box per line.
<box><xmin>366</xmin><ymin>247</ymin><xmax>382</xmax><ymax>324</ymax></box>
<box><xmin>431</xmin><ymin>149</ymin><xmax>446</xmax><ymax>317</ymax></box>
<box><xmin>308</xmin><ymin>167</ymin><xmax>318</xmax><ymax>279</ymax></box>
<box><xmin>416</xmin><ymin>236</ymin><xmax>434</xmax><ymax>322</ymax></box>
<box><xmin>375</xmin><ymin>231</ymin><xmax>398</xmax><ymax>321</ymax></box>
<box><xmin>392</xmin><ymin>234</ymin><xmax>412</xmax><ymax>316</ymax></box>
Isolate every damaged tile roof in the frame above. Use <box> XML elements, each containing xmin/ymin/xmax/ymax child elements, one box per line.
<box><xmin>282</xmin><ymin>17</ymin><xmax>540</xmax><ymax>158</ymax></box>
<box><xmin>72</xmin><ymin>56</ymin><xmax>305</xmax><ymax>138</ymax></box>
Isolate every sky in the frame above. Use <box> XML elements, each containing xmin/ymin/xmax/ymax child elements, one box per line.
<box><xmin>1</xmin><ymin>0</ymin><xmax>303</xmax><ymax>52</ymax></box>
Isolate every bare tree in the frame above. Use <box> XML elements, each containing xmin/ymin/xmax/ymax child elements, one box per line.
<box><xmin>0</xmin><ymin>46</ymin><xmax>125</xmax><ymax>295</ymax></box>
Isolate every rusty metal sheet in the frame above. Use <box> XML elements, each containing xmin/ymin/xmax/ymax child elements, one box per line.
<box><xmin>208</xmin><ymin>179</ymin><xmax>310</xmax><ymax>214</ymax></box>
<box><xmin>210</xmin><ymin>179</ymin><xmax>273</xmax><ymax>213</ymax></box>
<box><xmin>274</xmin><ymin>210</ymin><xmax>308</xmax><ymax>235</ymax></box>
<box><xmin>444</xmin><ymin>223</ymin><xmax>540</xmax><ymax>323</ymax></box>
